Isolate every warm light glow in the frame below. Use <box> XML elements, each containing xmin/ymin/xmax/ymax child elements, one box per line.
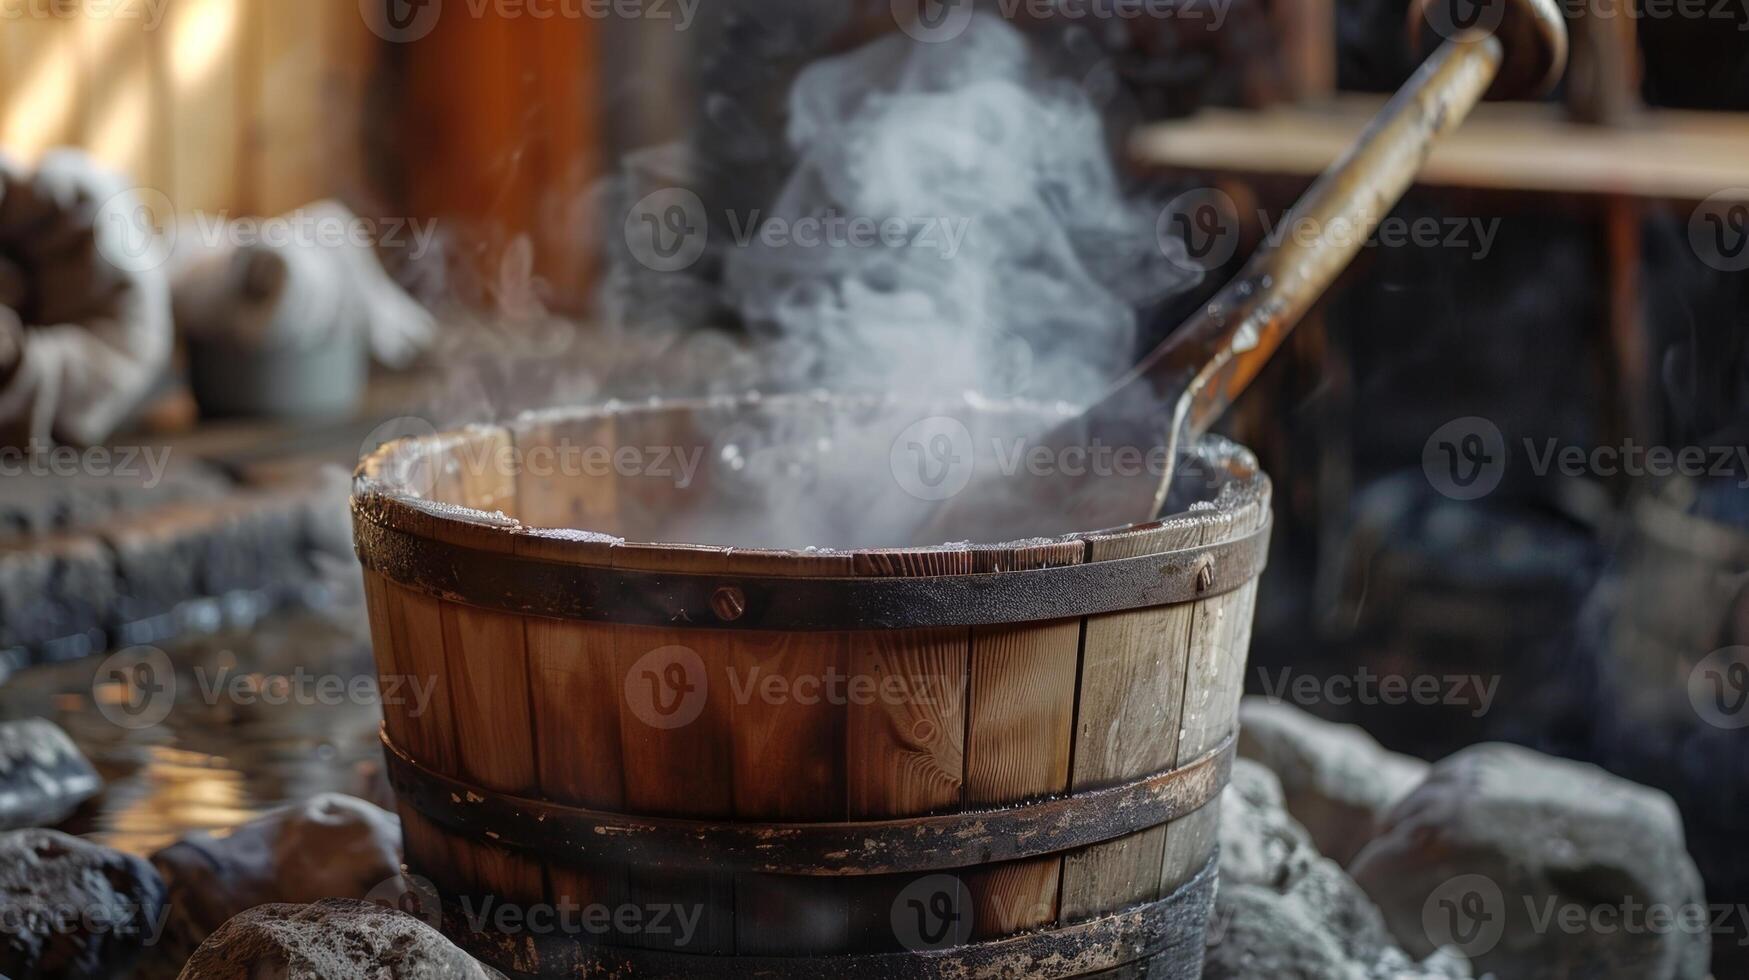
<box><xmin>2</xmin><ymin>29</ymin><xmax>82</xmax><ymax>161</ymax></box>
<box><xmin>169</xmin><ymin>0</ymin><xmax>239</xmax><ymax>93</ymax></box>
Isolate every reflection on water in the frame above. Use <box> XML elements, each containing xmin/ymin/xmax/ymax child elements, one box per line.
<box><xmin>0</xmin><ymin>591</ymin><xmax>387</xmax><ymax>857</ymax></box>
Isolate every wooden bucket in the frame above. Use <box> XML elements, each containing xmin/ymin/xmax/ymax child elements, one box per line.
<box><xmin>352</xmin><ymin>394</ymin><xmax>1271</xmax><ymax>979</ymax></box>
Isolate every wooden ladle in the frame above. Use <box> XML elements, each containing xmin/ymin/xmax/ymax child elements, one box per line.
<box><xmin>928</xmin><ymin>0</ymin><xmax>1568</xmax><ymax>543</ymax></box>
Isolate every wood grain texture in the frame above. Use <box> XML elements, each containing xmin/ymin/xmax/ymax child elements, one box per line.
<box><xmin>440</xmin><ymin>601</ymin><xmax>543</xmax><ymax>904</ymax></box>
<box><xmin>511</xmin><ymin>413</ymin><xmax>620</xmax><ymax>534</ymax></box>
<box><xmin>526</xmin><ymin>614</ymin><xmax>627</xmax><ymax>914</ymax></box>
<box><xmin>1160</xmin><ymin>500</ymin><xmax>1266</xmax><ymax>893</ymax></box>
<box><xmin>362</xmin><ymin>569</ymin><xmax>451</xmax><ymax>884</ymax></box>
<box><xmin>961</xmin><ymin>530</ymin><xmax>1081</xmax><ymax>941</ymax></box>
<box><xmin>1</xmin><ymin>17</ymin><xmax>85</xmax><ymax>161</ymax></box>
<box><xmin>79</xmin><ymin>13</ymin><xmax>170</xmax><ymax>203</ymax></box>
<box><xmin>356</xmin><ymin>412</ymin><xmax>1271</xmax><ymax>964</ymax></box>
<box><xmin>432</xmin><ymin>427</ymin><xmax>519</xmax><ymax>518</ymax></box>
<box><xmin>248</xmin><ymin>0</ymin><xmax>333</xmax><ymax>215</ymax></box>
<box><xmin>1132</xmin><ymin>96</ymin><xmax>1749</xmax><ymax>203</ymax></box>
<box><xmin>845</xmin><ymin>626</ymin><xmax>968</xmax><ymax>819</ymax></box>
<box><xmin>1059</xmin><ymin>519</ymin><xmax>1205</xmax><ymax>921</ymax></box>
<box><xmin>380</xmin><ymin>580</ymin><xmax>472</xmax><ymax>892</ymax></box>
<box><xmin>842</xmin><ymin>614</ymin><xmax>969</xmax><ymax>954</ymax></box>
<box><xmin>614</xmin><ymin>621</ymin><xmax>734</xmax><ymax>952</ymax></box>
<box><xmin>164</xmin><ymin>0</ymin><xmax>246</xmax><ymax>215</ymax></box>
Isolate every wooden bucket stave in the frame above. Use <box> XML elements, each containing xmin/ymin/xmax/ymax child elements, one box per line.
<box><xmin>353</xmin><ymin>395</ymin><xmax>1270</xmax><ymax>979</ymax></box>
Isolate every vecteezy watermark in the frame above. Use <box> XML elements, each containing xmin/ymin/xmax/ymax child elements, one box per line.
<box><xmin>0</xmin><ymin>442</ymin><xmax>173</xmax><ymax>489</ymax></box>
<box><xmin>1691</xmin><ymin>190</ymin><xmax>1749</xmax><ymax>272</ymax></box>
<box><xmin>1420</xmin><ymin>0</ymin><xmax>1510</xmax><ymax>40</ymax></box>
<box><xmin>1157</xmin><ymin>188</ymin><xmax>1244</xmax><ymax>275</ymax></box>
<box><xmin>365</xmin><ymin>872</ymin><xmax>444</xmax><ymax>930</ymax></box>
<box><xmin>95</xmin><ymin>193</ymin><xmax>442</xmax><ymax>273</ymax></box>
<box><xmin>1522</xmin><ymin>438</ymin><xmax>1749</xmax><ymax>486</ymax></box>
<box><xmin>1156</xmin><ymin>188</ymin><xmax>1504</xmax><ymax>276</ymax></box>
<box><xmin>624</xmin><ymin>188</ymin><xmax>974</xmax><ymax>273</ymax></box>
<box><xmin>1690</xmin><ymin>646</ymin><xmax>1749</xmax><ymax>730</ymax></box>
<box><xmin>457</xmin><ymin>896</ymin><xmax>706</xmax><ymax>945</ymax></box>
<box><xmin>1422</xmin><ymin>873</ymin><xmax>1749</xmax><ymax>958</ymax></box>
<box><xmin>0</xmin><ymin>0</ymin><xmax>169</xmax><ymax>28</ymax></box>
<box><xmin>357</xmin><ymin>416</ymin><xmax>442</xmax><ymax>493</ymax></box>
<box><xmin>1424</xmin><ymin>422</ymin><xmax>1749</xmax><ymax>499</ymax></box>
<box><xmin>1553</xmin><ymin>0</ymin><xmax>1749</xmax><ymax>28</ymax></box>
<box><xmin>91</xmin><ymin>647</ymin><xmax>439</xmax><ymax>731</ymax></box>
<box><xmin>93</xmin><ymin>647</ymin><xmax>176</xmax><ymax>730</ymax></box>
<box><xmin>190</xmin><ymin>667</ymin><xmax>440</xmax><ymax>716</ymax></box>
<box><xmin>0</xmin><ymin>896</ymin><xmax>173</xmax><ymax>948</ymax></box>
<box><xmin>624</xmin><ymin>645</ymin><xmax>710</xmax><ymax>730</ymax></box>
<box><xmin>1423</xmin><ymin>417</ymin><xmax>1508</xmax><ymax>501</ymax></box>
<box><xmin>435</xmin><ymin>434</ymin><xmax>705</xmax><ymax>494</ymax></box>
<box><xmin>894</xmin><ymin>0</ymin><xmax>1234</xmax><ymax>43</ymax></box>
<box><xmin>887</xmin><ymin>416</ymin><xmax>1220</xmax><ymax>502</ymax></box>
<box><xmin>93</xmin><ymin>187</ymin><xmax>174</xmax><ymax>275</ymax></box>
<box><xmin>361</xmin><ymin>0</ymin><xmax>700</xmax><ymax>42</ymax></box>
<box><xmin>1424</xmin><ymin>420</ymin><xmax>1749</xmax><ymax>500</ymax></box>
<box><xmin>1256</xmin><ymin>667</ymin><xmax>1501</xmax><ymax>719</ymax></box>
<box><xmin>1423</xmin><ymin>874</ymin><xmax>1507</xmax><ymax>960</ymax></box>
<box><xmin>622</xmin><ymin>645</ymin><xmax>947</xmax><ymax>731</ymax></box>
<box><xmin>193</xmin><ymin>210</ymin><xmax>440</xmax><ymax>259</ymax></box>
<box><xmin>892</xmin><ymin>875</ymin><xmax>976</xmax><ymax>951</ymax></box>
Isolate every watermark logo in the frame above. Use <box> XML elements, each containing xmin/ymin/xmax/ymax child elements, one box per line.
<box><xmin>1423</xmin><ymin>874</ymin><xmax>1507</xmax><ymax>959</ymax></box>
<box><xmin>1423</xmin><ymin>416</ymin><xmax>1507</xmax><ymax>500</ymax></box>
<box><xmin>892</xmin><ymin>875</ymin><xmax>974</xmax><ymax>951</ymax></box>
<box><xmin>94</xmin><ymin>187</ymin><xmax>174</xmax><ymax>274</ymax></box>
<box><xmin>1426</xmin><ymin>425</ymin><xmax>1749</xmax><ymax>499</ymax></box>
<box><xmin>1256</xmin><ymin>667</ymin><xmax>1501</xmax><ymax>719</ymax></box>
<box><xmin>93</xmin><ymin>646</ymin><xmax>175</xmax><ymax>730</ymax></box>
<box><xmin>1</xmin><ymin>442</ymin><xmax>173</xmax><ymax>488</ymax></box>
<box><xmin>365</xmin><ymin>872</ymin><xmax>444</xmax><ymax>930</ymax></box>
<box><xmin>890</xmin><ymin>416</ymin><xmax>976</xmax><ymax>502</ymax></box>
<box><xmin>1691</xmin><ymin>190</ymin><xmax>1749</xmax><ymax>272</ymax></box>
<box><xmin>1690</xmin><ymin>646</ymin><xmax>1749</xmax><ymax>730</ymax></box>
<box><xmin>358</xmin><ymin>416</ymin><xmax>440</xmax><ymax>493</ymax></box>
<box><xmin>624</xmin><ymin>645</ymin><xmax>709</xmax><ymax>730</ymax></box>
<box><xmin>625</xmin><ymin>188</ymin><xmax>709</xmax><ymax>273</ymax></box>
<box><xmin>0</xmin><ymin>0</ymin><xmax>170</xmax><ymax>28</ymax></box>
<box><xmin>1158</xmin><ymin>188</ymin><xmax>1242</xmax><ymax>275</ymax></box>
<box><xmin>1422</xmin><ymin>0</ymin><xmax>1507</xmax><ymax>41</ymax></box>
<box><xmin>362</xmin><ymin>0</ymin><xmax>443</xmax><ymax>42</ymax></box>
<box><xmin>896</xmin><ymin>0</ymin><xmax>977</xmax><ymax>43</ymax></box>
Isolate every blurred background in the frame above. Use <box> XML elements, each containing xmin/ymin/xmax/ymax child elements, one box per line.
<box><xmin>0</xmin><ymin>0</ymin><xmax>1747</xmax><ymax>974</ymax></box>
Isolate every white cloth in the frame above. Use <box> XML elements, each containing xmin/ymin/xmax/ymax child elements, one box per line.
<box><xmin>0</xmin><ymin>150</ymin><xmax>172</xmax><ymax>447</ymax></box>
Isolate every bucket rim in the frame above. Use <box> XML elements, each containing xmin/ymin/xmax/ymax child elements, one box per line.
<box><xmin>352</xmin><ymin>391</ymin><xmax>1270</xmax><ymax>576</ymax></box>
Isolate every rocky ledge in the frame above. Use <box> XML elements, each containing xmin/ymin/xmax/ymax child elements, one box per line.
<box><xmin>1214</xmin><ymin>698</ymin><xmax>1712</xmax><ymax>980</ymax></box>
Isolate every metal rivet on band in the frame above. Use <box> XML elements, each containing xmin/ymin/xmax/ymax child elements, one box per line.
<box><xmin>711</xmin><ymin>586</ymin><xmax>747</xmax><ymax>622</ymax></box>
<box><xmin>1196</xmin><ymin>561</ymin><xmax>1216</xmax><ymax>594</ymax></box>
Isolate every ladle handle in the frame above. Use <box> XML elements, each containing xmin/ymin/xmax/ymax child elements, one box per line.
<box><xmin>1118</xmin><ymin>37</ymin><xmax>1503</xmax><ymax>442</ymax></box>
<box><xmin>1104</xmin><ymin>1</ymin><xmax>1567</xmax><ymax>516</ymax></box>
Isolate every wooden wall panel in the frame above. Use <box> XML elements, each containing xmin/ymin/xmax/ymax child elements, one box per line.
<box><xmin>0</xmin><ymin>0</ymin><xmax>377</xmax><ymax>221</ymax></box>
<box><xmin>1</xmin><ymin>15</ymin><xmax>86</xmax><ymax>160</ymax></box>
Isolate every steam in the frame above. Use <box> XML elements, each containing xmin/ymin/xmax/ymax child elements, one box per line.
<box><xmin>421</xmin><ymin>13</ymin><xmax>1210</xmax><ymax>548</ymax></box>
<box><xmin>725</xmin><ymin>11</ymin><xmax>1199</xmax><ymax>404</ymax></box>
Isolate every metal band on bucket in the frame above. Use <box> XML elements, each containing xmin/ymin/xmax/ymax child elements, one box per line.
<box><xmin>382</xmin><ymin>729</ymin><xmax>1233</xmax><ymax>877</ymax></box>
<box><xmin>446</xmin><ymin>855</ymin><xmax>1218</xmax><ymax>980</ymax></box>
<box><xmin>353</xmin><ymin>513</ymin><xmax>1271</xmax><ymax>631</ymax></box>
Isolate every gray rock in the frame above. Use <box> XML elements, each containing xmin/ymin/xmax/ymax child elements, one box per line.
<box><xmin>1206</xmin><ymin>760</ymin><xmax>1472</xmax><ymax>980</ymax></box>
<box><xmin>1238</xmin><ymin>697</ymin><xmax>1429</xmax><ymax>865</ymax></box>
<box><xmin>176</xmin><ymin>899</ymin><xmax>500</xmax><ymax>979</ymax></box>
<box><xmin>1218</xmin><ymin>756</ymin><xmax>1320</xmax><ymax>890</ymax></box>
<box><xmin>1350</xmin><ymin>743</ymin><xmax>1710</xmax><ymax>980</ymax></box>
<box><xmin>147</xmin><ymin>794</ymin><xmax>402</xmax><ymax>973</ymax></box>
<box><xmin>0</xmin><ymin>828</ymin><xmax>169</xmax><ymax>979</ymax></box>
<box><xmin>0</xmin><ymin>717</ymin><xmax>102</xmax><ymax>830</ymax></box>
